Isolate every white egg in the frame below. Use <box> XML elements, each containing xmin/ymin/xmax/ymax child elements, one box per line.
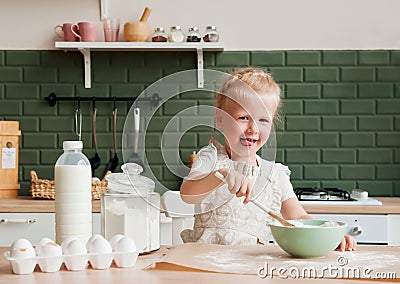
<box><xmin>37</xmin><ymin>237</ymin><xmax>54</xmax><ymax>246</ymax></box>
<box><xmin>114</xmin><ymin>237</ymin><xmax>137</xmax><ymax>253</ymax></box>
<box><xmin>64</xmin><ymin>239</ymin><xmax>87</xmax><ymax>256</ymax></box>
<box><xmin>88</xmin><ymin>237</ymin><xmax>112</xmax><ymax>254</ymax></box>
<box><xmin>37</xmin><ymin>242</ymin><xmax>62</xmax><ymax>257</ymax></box>
<box><xmin>61</xmin><ymin>236</ymin><xmax>78</xmax><ymax>252</ymax></box>
<box><xmin>10</xmin><ymin>239</ymin><xmax>36</xmax><ymax>259</ymax></box>
<box><xmin>10</xmin><ymin>246</ymin><xmax>36</xmax><ymax>259</ymax></box>
<box><xmin>10</xmin><ymin>238</ymin><xmax>33</xmax><ymax>251</ymax></box>
<box><xmin>35</xmin><ymin>237</ymin><xmax>54</xmax><ymax>254</ymax></box>
<box><xmin>86</xmin><ymin>234</ymin><xmax>103</xmax><ymax>251</ymax></box>
<box><xmin>109</xmin><ymin>234</ymin><xmax>125</xmax><ymax>251</ymax></box>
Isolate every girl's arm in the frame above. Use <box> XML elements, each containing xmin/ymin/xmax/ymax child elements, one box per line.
<box><xmin>280</xmin><ymin>197</ymin><xmax>313</xmax><ymax>220</ymax></box>
<box><xmin>180</xmin><ymin>171</ymin><xmax>224</xmax><ymax>204</ymax></box>
<box><xmin>180</xmin><ymin>167</ymin><xmax>252</xmax><ymax>204</ymax></box>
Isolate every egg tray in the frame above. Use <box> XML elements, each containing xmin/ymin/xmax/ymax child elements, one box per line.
<box><xmin>3</xmin><ymin>250</ymin><xmax>139</xmax><ymax>275</ymax></box>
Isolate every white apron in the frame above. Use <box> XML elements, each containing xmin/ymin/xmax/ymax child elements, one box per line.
<box><xmin>181</xmin><ymin>139</ymin><xmax>284</xmax><ymax>245</ymax></box>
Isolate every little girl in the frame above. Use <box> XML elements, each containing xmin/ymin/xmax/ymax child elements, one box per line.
<box><xmin>180</xmin><ymin>68</ymin><xmax>356</xmax><ymax>251</ymax></box>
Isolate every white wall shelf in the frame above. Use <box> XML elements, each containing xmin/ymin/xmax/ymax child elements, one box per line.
<box><xmin>55</xmin><ymin>41</ymin><xmax>224</xmax><ymax>88</ymax></box>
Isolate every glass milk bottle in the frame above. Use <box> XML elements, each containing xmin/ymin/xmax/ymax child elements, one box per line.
<box><xmin>55</xmin><ymin>141</ymin><xmax>92</xmax><ymax>244</ymax></box>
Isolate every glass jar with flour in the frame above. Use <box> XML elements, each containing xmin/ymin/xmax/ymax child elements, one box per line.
<box><xmin>101</xmin><ymin>163</ymin><xmax>160</xmax><ymax>254</ymax></box>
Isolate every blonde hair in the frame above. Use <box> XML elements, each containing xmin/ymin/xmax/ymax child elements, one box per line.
<box><xmin>215</xmin><ymin>67</ymin><xmax>282</xmax><ymax>125</ymax></box>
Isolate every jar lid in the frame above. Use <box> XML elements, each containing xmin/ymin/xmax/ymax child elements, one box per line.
<box><xmin>170</xmin><ymin>25</ymin><xmax>181</xmax><ymax>30</ymax></box>
<box><xmin>188</xmin><ymin>27</ymin><xmax>199</xmax><ymax>32</ymax></box>
<box><xmin>206</xmin><ymin>25</ymin><xmax>217</xmax><ymax>30</ymax></box>
<box><xmin>63</xmin><ymin>141</ymin><xmax>83</xmax><ymax>150</ymax></box>
<box><xmin>105</xmin><ymin>163</ymin><xmax>155</xmax><ymax>195</ymax></box>
<box><xmin>106</xmin><ymin>172</ymin><xmax>155</xmax><ymax>194</ymax></box>
<box><xmin>154</xmin><ymin>27</ymin><xmax>165</xmax><ymax>32</ymax></box>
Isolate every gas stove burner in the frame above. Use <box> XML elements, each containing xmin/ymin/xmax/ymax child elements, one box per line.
<box><xmin>294</xmin><ymin>187</ymin><xmax>355</xmax><ymax>202</ymax></box>
<box><xmin>294</xmin><ymin>188</ymin><xmax>382</xmax><ymax>206</ymax></box>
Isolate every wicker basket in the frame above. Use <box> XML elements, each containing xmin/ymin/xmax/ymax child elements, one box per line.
<box><xmin>30</xmin><ymin>170</ymin><xmax>108</xmax><ymax>200</ymax></box>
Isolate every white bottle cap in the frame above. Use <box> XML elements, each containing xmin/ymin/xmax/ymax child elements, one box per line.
<box><xmin>63</xmin><ymin>141</ymin><xmax>83</xmax><ymax>150</ymax></box>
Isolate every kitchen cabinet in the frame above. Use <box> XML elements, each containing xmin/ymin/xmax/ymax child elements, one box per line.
<box><xmin>0</xmin><ymin>213</ymin><xmax>54</xmax><ymax>246</ymax></box>
<box><xmin>303</xmin><ymin>198</ymin><xmax>400</xmax><ymax>246</ymax></box>
<box><xmin>310</xmin><ymin>213</ymin><xmax>391</xmax><ymax>245</ymax></box>
<box><xmin>55</xmin><ymin>41</ymin><xmax>224</xmax><ymax>89</ymax></box>
<box><xmin>0</xmin><ymin>213</ymin><xmax>101</xmax><ymax>246</ymax></box>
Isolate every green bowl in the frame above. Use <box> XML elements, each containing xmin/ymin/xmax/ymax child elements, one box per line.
<box><xmin>270</xmin><ymin>220</ymin><xmax>347</xmax><ymax>258</ymax></box>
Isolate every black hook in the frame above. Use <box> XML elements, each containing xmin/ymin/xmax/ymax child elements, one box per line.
<box><xmin>92</xmin><ymin>97</ymin><xmax>96</xmax><ymax>110</ymax></box>
<box><xmin>46</xmin><ymin>93</ymin><xmax>57</xmax><ymax>107</ymax></box>
<box><xmin>151</xmin><ymin>93</ymin><xmax>162</xmax><ymax>108</ymax></box>
<box><xmin>113</xmin><ymin>97</ymin><xmax>117</xmax><ymax>110</ymax></box>
<box><xmin>77</xmin><ymin>96</ymin><xmax>81</xmax><ymax>110</ymax></box>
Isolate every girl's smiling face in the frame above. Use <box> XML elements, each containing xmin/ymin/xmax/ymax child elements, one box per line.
<box><xmin>216</xmin><ymin>92</ymin><xmax>277</xmax><ymax>165</ymax></box>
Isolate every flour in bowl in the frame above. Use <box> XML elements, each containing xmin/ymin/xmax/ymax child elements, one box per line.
<box><xmin>273</xmin><ymin>221</ymin><xmax>340</xmax><ymax>228</ymax></box>
<box><xmin>319</xmin><ymin>221</ymin><xmax>339</xmax><ymax>227</ymax></box>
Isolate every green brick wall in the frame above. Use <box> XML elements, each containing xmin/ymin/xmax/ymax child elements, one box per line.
<box><xmin>0</xmin><ymin>50</ymin><xmax>399</xmax><ymax>197</ymax></box>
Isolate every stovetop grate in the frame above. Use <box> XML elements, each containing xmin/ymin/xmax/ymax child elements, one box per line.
<box><xmin>294</xmin><ymin>187</ymin><xmax>356</xmax><ymax>201</ymax></box>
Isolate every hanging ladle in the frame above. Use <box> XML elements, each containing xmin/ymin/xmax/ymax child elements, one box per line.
<box><xmin>89</xmin><ymin>98</ymin><xmax>101</xmax><ymax>176</ymax></box>
<box><xmin>102</xmin><ymin>98</ymin><xmax>119</xmax><ymax>179</ymax></box>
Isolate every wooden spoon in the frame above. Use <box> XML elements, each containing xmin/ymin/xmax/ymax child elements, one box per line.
<box><xmin>214</xmin><ymin>172</ymin><xmax>295</xmax><ymax>227</ymax></box>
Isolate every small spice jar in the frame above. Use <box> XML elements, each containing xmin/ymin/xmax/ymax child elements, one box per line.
<box><xmin>168</xmin><ymin>26</ymin><xmax>185</xmax><ymax>43</ymax></box>
<box><xmin>151</xmin><ymin>27</ymin><xmax>168</xmax><ymax>42</ymax></box>
<box><xmin>186</xmin><ymin>27</ymin><xmax>201</xmax><ymax>42</ymax></box>
<box><xmin>203</xmin><ymin>25</ymin><xmax>219</xmax><ymax>42</ymax></box>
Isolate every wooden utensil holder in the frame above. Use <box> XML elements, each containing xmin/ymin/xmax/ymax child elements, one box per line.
<box><xmin>0</xmin><ymin>121</ymin><xmax>21</xmax><ymax>198</ymax></box>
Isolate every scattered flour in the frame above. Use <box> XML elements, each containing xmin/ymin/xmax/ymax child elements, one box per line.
<box><xmin>184</xmin><ymin>246</ymin><xmax>400</xmax><ymax>276</ymax></box>
<box><xmin>194</xmin><ymin>249</ymin><xmax>281</xmax><ymax>273</ymax></box>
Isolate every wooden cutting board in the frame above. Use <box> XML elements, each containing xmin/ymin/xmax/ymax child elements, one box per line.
<box><xmin>0</xmin><ymin>121</ymin><xmax>21</xmax><ymax>198</ymax></box>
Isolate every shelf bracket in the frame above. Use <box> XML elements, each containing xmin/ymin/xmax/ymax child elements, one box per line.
<box><xmin>196</xmin><ymin>47</ymin><xmax>204</xmax><ymax>88</ymax></box>
<box><xmin>78</xmin><ymin>48</ymin><xmax>91</xmax><ymax>88</ymax></box>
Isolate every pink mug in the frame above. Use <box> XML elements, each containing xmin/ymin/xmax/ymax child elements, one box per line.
<box><xmin>54</xmin><ymin>23</ymin><xmax>79</xmax><ymax>42</ymax></box>
<box><xmin>71</xmin><ymin>22</ymin><xmax>98</xmax><ymax>42</ymax></box>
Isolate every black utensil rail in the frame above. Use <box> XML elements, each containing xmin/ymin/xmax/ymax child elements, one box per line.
<box><xmin>45</xmin><ymin>92</ymin><xmax>162</xmax><ymax>108</ymax></box>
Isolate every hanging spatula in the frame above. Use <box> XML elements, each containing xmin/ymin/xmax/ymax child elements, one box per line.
<box><xmin>127</xmin><ymin>107</ymin><xmax>145</xmax><ymax>170</ymax></box>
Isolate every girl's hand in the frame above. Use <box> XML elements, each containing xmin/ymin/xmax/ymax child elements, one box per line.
<box><xmin>216</xmin><ymin>168</ymin><xmax>252</xmax><ymax>204</ymax></box>
<box><xmin>336</xmin><ymin>235</ymin><xmax>357</xmax><ymax>251</ymax></box>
